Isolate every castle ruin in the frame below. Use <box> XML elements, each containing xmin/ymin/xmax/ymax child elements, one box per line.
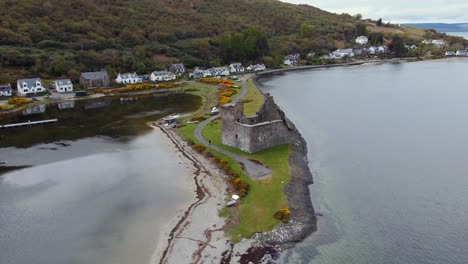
<box><xmin>221</xmin><ymin>94</ymin><xmax>298</xmax><ymax>153</ymax></box>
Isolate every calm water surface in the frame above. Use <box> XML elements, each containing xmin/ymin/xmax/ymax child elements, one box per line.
<box><xmin>446</xmin><ymin>32</ymin><xmax>468</xmax><ymax>39</ymax></box>
<box><xmin>0</xmin><ymin>93</ymin><xmax>200</xmax><ymax>264</ymax></box>
<box><xmin>260</xmin><ymin>59</ymin><xmax>468</xmax><ymax>264</ymax></box>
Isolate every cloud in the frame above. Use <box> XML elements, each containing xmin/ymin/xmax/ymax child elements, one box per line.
<box><xmin>280</xmin><ymin>0</ymin><xmax>468</xmax><ymax>23</ymax></box>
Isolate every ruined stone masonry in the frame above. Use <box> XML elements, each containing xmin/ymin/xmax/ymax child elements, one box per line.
<box><xmin>221</xmin><ymin>94</ymin><xmax>299</xmax><ymax>153</ymax></box>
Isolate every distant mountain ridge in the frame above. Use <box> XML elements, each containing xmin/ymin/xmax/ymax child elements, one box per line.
<box><xmin>403</xmin><ymin>23</ymin><xmax>468</xmax><ymax>32</ymax></box>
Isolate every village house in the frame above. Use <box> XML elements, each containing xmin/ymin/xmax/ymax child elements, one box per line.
<box><xmin>405</xmin><ymin>44</ymin><xmax>418</xmax><ymax>50</ymax></box>
<box><xmin>423</xmin><ymin>39</ymin><xmax>446</xmax><ymax>47</ymax></box>
<box><xmin>229</xmin><ymin>63</ymin><xmax>245</xmax><ymax>73</ymax></box>
<box><xmin>0</xmin><ymin>84</ymin><xmax>12</xmax><ymax>96</ymax></box>
<box><xmin>330</xmin><ymin>49</ymin><xmax>354</xmax><ymax>59</ymax></box>
<box><xmin>150</xmin><ymin>71</ymin><xmax>176</xmax><ymax>82</ymax></box>
<box><xmin>432</xmin><ymin>39</ymin><xmax>446</xmax><ymax>47</ymax></box>
<box><xmin>17</xmin><ymin>78</ymin><xmax>45</xmax><ymax>95</ymax></box>
<box><xmin>456</xmin><ymin>50</ymin><xmax>468</xmax><ymax>56</ymax></box>
<box><xmin>115</xmin><ymin>72</ymin><xmax>142</xmax><ymax>84</ymax></box>
<box><xmin>190</xmin><ymin>67</ymin><xmax>213</xmax><ymax>78</ymax></box>
<box><xmin>445</xmin><ymin>51</ymin><xmax>456</xmax><ymax>56</ymax></box>
<box><xmin>356</xmin><ymin>36</ymin><xmax>369</xmax><ymax>45</ymax></box>
<box><xmin>53</xmin><ymin>79</ymin><xmax>74</xmax><ymax>93</ymax></box>
<box><xmin>353</xmin><ymin>48</ymin><xmax>367</xmax><ymax>56</ymax></box>
<box><xmin>283</xmin><ymin>54</ymin><xmax>300</xmax><ymax>66</ymax></box>
<box><xmin>209</xmin><ymin>67</ymin><xmax>230</xmax><ymax>77</ymax></box>
<box><xmin>79</xmin><ymin>70</ymin><xmax>110</xmax><ymax>89</ymax></box>
<box><xmin>248</xmin><ymin>64</ymin><xmax>267</xmax><ymax>72</ymax></box>
<box><xmin>169</xmin><ymin>63</ymin><xmax>186</xmax><ymax>75</ymax></box>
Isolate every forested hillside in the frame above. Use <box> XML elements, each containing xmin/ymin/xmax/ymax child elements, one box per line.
<box><xmin>0</xmin><ymin>0</ymin><xmax>453</xmax><ymax>82</ymax></box>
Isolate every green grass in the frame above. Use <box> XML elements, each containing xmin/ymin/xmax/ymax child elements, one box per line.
<box><xmin>243</xmin><ymin>78</ymin><xmax>265</xmax><ymax>116</ymax></box>
<box><xmin>181</xmin><ymin>119</ymin><xmax>290</xmax><ymax>241</ymax></box>
<box><xmin>177</xmin><ymin>82</ymin><xmax>218</xmax><ymax>121</ymax></box>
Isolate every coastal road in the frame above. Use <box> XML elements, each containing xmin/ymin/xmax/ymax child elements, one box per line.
<box><xmin>193</xmin><ymin>75</ymin><xmax>272</xmax><ymax>178</ymax></box>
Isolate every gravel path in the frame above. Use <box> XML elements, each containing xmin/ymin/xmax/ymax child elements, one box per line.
<box><xmin>193</xmin><ymin>75</ymin><xmax>272</xmax><ymax>178</ymax></box>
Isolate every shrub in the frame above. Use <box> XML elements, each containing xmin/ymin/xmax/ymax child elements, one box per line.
<box><xmin>187</xmin><ymin>139</ymin><xmax>195</xmax><ymax>146</ymax></box>
<box><xmin>232</xmin><ymin>177</ymin><xmax>250</xmax><ymax>197</ymax></box>
<box><xmin>193</xmin><ymin>143</ymin><xmax>206</xmax><ymax>153</ymax></box>
<box><xmin>190</xmin><ymin>115</ymin><xmax>207</xmax><ymax>122</ymax></box>
<box><xmin>212</xmin><ymin>157</ymin><xmax>221</xmax><ymax>164</ymax></box>
<box><xmin>274</xmin><ymin>208</ymin><xmax>291</xmax><ymax>223</ymax></box>
<box><xmin>8</xmin><ymin>97</ymin><xmax>32</xmax><ymax>106</ymax></box>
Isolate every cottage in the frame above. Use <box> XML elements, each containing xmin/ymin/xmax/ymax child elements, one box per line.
<box><xmin>353</xmin><ymin>49</ymin><xmax>367</xmax><ymax>56</ymax></box>
<box><xmin>249</xmin><ymin>64</ymin><xmax>267</xmax><ymax>72</ymax></box>
<box><xmin>115</xmin><ymin>72</ymin><xmax>142</xmax><ymax>84</ymax></box>
<box><xmin>169</xmin><ymin>63</ymin><xmax>186</xmax><ymax>75</ymax></box>
<box><xmin>150</xmin><ymin>71</ymin><xmax>176</xmax><ymax>82</ymax></box>
<box><xmin>456</xmin><ymin>50</ymin><xmax>468</xmax><ymax>56</ymax></box>
<box><xmin>53</xmin><ymin>79</ymin><xmax>74</xmax><ymax>93</ymax></box>
<box><xmin>283</xmin><ymin>54</ymin><xmax>300</xmax><ymax>66</ymax></box>
<box><xmin>405</xmin><ymin>44</ymin><xmax>418</xmax><ymax>50</ymax></box>
<box><xmin>0</xmin><ymin>84</ymin><xmax>12</xmax><ymax>96</ymax></box>
<box><xmin>330</xmin><ymin>49</ymin><xmax>354</xmax><ymax>59</ymax></box>
<box><xmin>432</xmin><ymin>39</ymin><xmax>446</xmax><ymax>47</ymax></box>
<box><xmin>190</xmin><ymin>67</ymin><xmax>212</xmax><ymax>78</ymax></box>
<box><xmin>209</xmin><ymin>67</ymin><xmax>230</xmax><ymax>77</ymax></box>
<box><xmin>377</xmin><ymin>46</ymin><xmax>389</xmax><ymax>53</ymax></box>
<box><xmin>229</xmin><ymin>63</ymin><xmax>245</xmax><ymax>73</ymax></box>
<box><xmin>80</xmin><ymin>70</ymin><xmax>110</xmax><ymax>89</ymax></box>
<box><xmin>17</xmin><ymin>78</ymin><xmax>45</xmax><ymax>95</ymax></box>
<box><xmin>445</xmin><ymin>51</ymin><xmax>456</xmax><ymax>56</ymax></box>
<box><xmin>356</xmin><ymin>36</ymin><xmax>369</xmax><ymax>45</ymax></box>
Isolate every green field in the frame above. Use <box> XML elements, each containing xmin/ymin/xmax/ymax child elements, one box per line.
<box><xmin>243</xmin><ymin>78</ymin><xmax>265</xmax><ymax>116</ymax></box>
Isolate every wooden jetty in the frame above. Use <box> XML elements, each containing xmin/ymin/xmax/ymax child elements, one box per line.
<box><xmin>0</xmin><ymin>119</ymin><xmax>58</xmax><ymax>129</ymax></box>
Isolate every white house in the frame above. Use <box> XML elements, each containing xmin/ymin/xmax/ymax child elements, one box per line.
<box><xmin>115</xmin><ymin>72</ymin><xmax>142</xmax><ymax>84</ymax></box>
<box><xmin>17</xmin><ymin>78</ymin><xmax>45</xmax><ymax>95</ymax></box>
<box><xmin>356</xmin><ymin>36</ymin><xmax>368</xmax><ymax>45</ymax></box>
<box><xmin>0</xmin><ymin>84</ymin><xmax>12</xmax><ymax>96</ymax></box>
<box><xmin>191</xmin><ymin>67</ymin><xmax>213</xmax><ymax>78</ymax></box>
<box><xmin>331</xmin><ymin>49</ymin><xmax>354</xmax><ymax>59</ymax></box>
<box><xmin>249</xmin><ymin>64</ymin><xmax>267</xmax><ymax>72</ymax></box>
<box><xmin>283</xmin><ymin>54</ymin><xmax>300</xmax><ymax>66</ymax></box>
<box><xmin>169</xmin><ymin>63</ymin><xmax>186</xmax><ymax>75</ymax></box>
<box><xmin>229</xmin><ymin>63</ymin><xmax>245</xmax><ymax>73</ymax></box>
<box><xmin>445</xmin><ymin>51</ymin><xmax>456</xmax><ymax>56</ymax></box>
<box><xmin>432</xmin><ymin>39</ymin><xmax>446</xmax><ymax>47</ymax></box>
<box><xmin>150</xmin><ymin>71</ymin><xmax>176</xmax><ymax>82</ymax></box>
<box><xmin>456</xmin><ymin>50</ymin><xmax>468</xmax><ymax>56</ymax></box>
<box><xmin>53</xmin><ymin>79</ymin><xmax>74</xmax><ymax>93</ymax></box>
<box><xmin>209</xmin><ymin>67</ymin><xmax>230</xmax><ymax>77</ymax></box>
<box><xmin>377</xmin><ymin>46</ymin><xmax>388</xmax><ymax>53</ymax></box>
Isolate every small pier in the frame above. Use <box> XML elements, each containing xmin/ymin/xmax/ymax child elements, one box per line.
<box><xmin>0</xmin><ymin>119</ymin><xmax>58</xmax><ymax>129</ymax></box>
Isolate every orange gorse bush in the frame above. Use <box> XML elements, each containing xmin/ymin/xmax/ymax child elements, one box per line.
<box><xmin>8</xmin><ymin>97</ymin><xmax>32</xmax><ymax>106</ymax></box>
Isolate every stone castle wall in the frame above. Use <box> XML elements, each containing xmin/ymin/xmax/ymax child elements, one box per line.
<box><xmin>221</xmin><ymin>95</ymin><xmax>298</xmax><ymax>153</ymax></box>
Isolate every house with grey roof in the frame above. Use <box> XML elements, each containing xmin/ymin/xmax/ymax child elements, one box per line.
<box><xmin>115</xmin><ymin>72</ymin><xmax>142</xmax><ymax>84</ymax></box>
<box><xmin>190</xmin><ymin>67</ymin><xmax>212</xmax><ymax>78</ymax></box>
<box><xmin>17</xmin><ymin>78</ymin><xmax>45</xmax><ymax>95</ymax></box>
<box><xmin>79</xmin><ymin>70</ymin><xmax>110</xmax><ymax>89</ymax></box>
<box><xmin>169</xmin><ymin>63</ymin><xmax>186</xmax><ymax>75</ymax></box>
<box><xmin>0</xmin><ymin>84</ymin><xmax>12</xmax><ymax>96</ymax></box>
<box><xmin>229</xmin><ymin>63</ymin><xmax>245</xmax><ymax>73</ymax></box>
<box><xmin>54</xmin><ymin>79</ymin><xmax>74</xmax><ymax>93</ymax></box>
<box><xmin>150</xmin><ymin>71</ymin><xmax>176</xmax><ymax>82</ymax></box>
<box><xmin>208</xmin><ymin>67</ymin><xmax>230</xmax><ymax>77</ymax></box>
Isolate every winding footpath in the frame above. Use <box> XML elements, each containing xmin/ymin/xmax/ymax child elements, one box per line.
<box><xmin>193</xmin><ymin>74</ymin><xmax>272</xmax><ymax>178</ymax></box>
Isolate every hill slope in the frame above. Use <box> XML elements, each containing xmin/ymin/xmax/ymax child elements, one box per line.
<box><xmin>0</xmin><ymin>0</ymin><xmax>450</xmax><ymax>82</ymax></box>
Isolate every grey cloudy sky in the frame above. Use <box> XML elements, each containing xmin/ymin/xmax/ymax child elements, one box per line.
<box><xmin>281</xmin><ymin>0</ymin><xmax>468</xmax><ymax>23</ymax></box>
